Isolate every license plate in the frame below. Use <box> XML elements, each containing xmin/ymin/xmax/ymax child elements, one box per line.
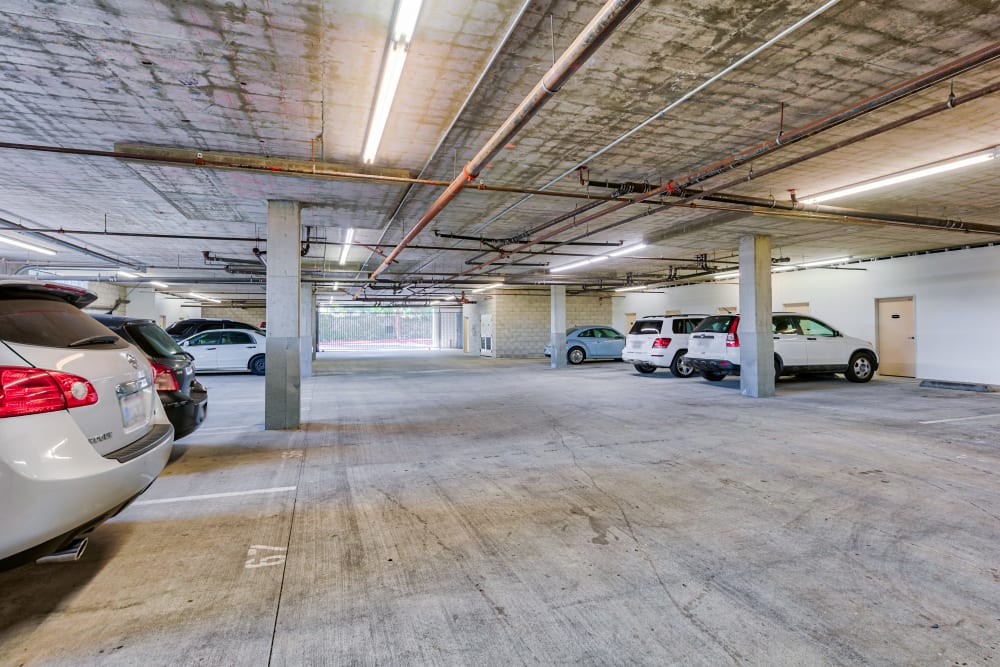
<box><xmin>630</xmin><ymin>341</ymin><xmax>642</xmax><ymax>349</ymax></box>
<box><xmin>120</xmin><ymin>391</ymin><xmax>148</xmax><ymax>429</ymax></box>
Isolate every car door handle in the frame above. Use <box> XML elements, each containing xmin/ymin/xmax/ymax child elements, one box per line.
<box><xmin>807</xmin><ymin>337</ymin><xmax>817</xmax><ymax>340</ymax></box>
<box><xmin>773</xmin><ymin>336</ymin><xmax>780</xmax><ymax>340</ymax></box>
<box><xmin>206</xmin><ymin>347</ymin><xmax>217</xmax><ymax>350</ymax></box>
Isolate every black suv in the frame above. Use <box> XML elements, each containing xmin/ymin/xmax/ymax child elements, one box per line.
<box><xmin>93</xmin><ymin>314</ymin><xmax>208</xmax><ymax>439</ymax></box>
<box><xmin>166</xmin><ymin>318</ymin><xmax>263</xmax><ymax>341</ymax></box>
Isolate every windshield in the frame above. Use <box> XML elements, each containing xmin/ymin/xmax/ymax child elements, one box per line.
<box><xmin>629</xmin><ymin>320</ymin><xmax>662</xmax><ymax>334</ymax></box>
<box><xmin>0</xmin><ymin>297</ymin><xmax>128</xmax><ymax>348</ymax></box>
<box><xmin>691</xmin><ymin>315</ymin><xmax>738</xmax><ymax>333</ymax></box>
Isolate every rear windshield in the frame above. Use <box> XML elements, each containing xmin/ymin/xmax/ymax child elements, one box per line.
<box><xmin>0</xmin><ymin>297</ymin><xmax>128</xmax><ymax>348</ymax></box>
<box><xmin>126</xmin><ymin>322</ymin><xmax>186</xmax><ymax>358</ymax></box>
<box><xmin>629</xmin><ymin>320</ymin><xmax>663</xmax><ymax>334</ymax></box>
<box><xmin>691</xmin><ymin>315</ymin><xmax>738</xmax><ymax>333</ymax></box>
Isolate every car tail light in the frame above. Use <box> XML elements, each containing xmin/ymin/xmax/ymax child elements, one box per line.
<box><xmin>150</xmin><ymin>361</ymin><xmax>179</xmax><ymax>391</ymax></box>
<box><xmin>726</xmin><ymin>332</ymin><xmax>740</xmax><ymax>347</ymax></box>
<box><xmin>0</xmin><ymin>366</ymin><xmax>99</xmax><ymax>418</ymax></box>
<box><xmin>652</xmin><ymin>337</ymin><xmax>672</xmax><ymax>348</ymax></box>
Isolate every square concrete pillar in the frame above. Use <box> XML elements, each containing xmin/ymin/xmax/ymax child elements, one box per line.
<box><xmin>550</xmin><ymin>285</ymin><xmax>567</xmax><ymax>368</ymax></box>
<box><xmin>265</xmin><ymin>200</ymin><xmax>302</xmax><ymax>429</ymax></box>
<box><xmin>300</xmin><ymin>284</ymin><xmax>314</xmax><ymax>379</ymax></box>
<box><xmin>738</xmin><ymin>234</ymin><xmax>775</xmax><ymax>398</ymax></box>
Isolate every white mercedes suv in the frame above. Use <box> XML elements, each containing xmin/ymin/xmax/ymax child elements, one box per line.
<box><xmin>622</xmin><ymin>315</ymin><xmax>707</xmax><ymax>377</ymax></box>
<box><xmin>0</xmin><ymin>280</ymin><xmax>174</xmax><ymax>570</ymax></box>
<box><xmin>684</xmin><ymin>312</ymin><xmax>878</xmax><ymax>383</ymax></box>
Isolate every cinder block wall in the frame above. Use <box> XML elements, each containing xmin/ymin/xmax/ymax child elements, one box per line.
<box><xmin>202</xmin><ymin>306</ymin><xmax>267</xmax><ymax>328</ymax></box>
<box><xmin>85</xmin><ymin>282</ymin><xmax>126</xmax><ymax>313</ymax></box>
<box><xmin>492</xmin><ymin>292</ymin><xmax>612</xmax><ymax>358</ymax></box>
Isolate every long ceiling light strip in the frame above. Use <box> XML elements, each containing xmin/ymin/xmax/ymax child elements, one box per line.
<box><xmin>804</xmin><ymin>147</ymin><xmax>998</xmax><ymax>204</ymax></box>
<box><xmin>714</xmin><ymin>256</ymin><xmax>852</xmax><ymax>280</ymax></box>
<box><xmin>0</xmin><ymin>234</ymin><xmax>56</xmax><ymax>256</ymax></box>
<box><xmin>549</xmin><ymin>242</ymin><xmax>645</xmax><ymax>273</ymax></box>
<box><xmin>362</xmin><ymin>0</ymin><xmax>423</xmax><ymax>164</ymax></box>
<box><xmin>339</xmin><ymin>228</ymin><xmax>354</xmax><ymax>265</ymax></box>
<box><xmin>189</xmin><ymin>292</ymin><xmax>221</xmax><ymax>303</ymax></box>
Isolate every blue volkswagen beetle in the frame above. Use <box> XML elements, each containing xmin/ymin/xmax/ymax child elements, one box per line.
<box><xmin>543</xmin><ymin>325</ymin><xmax>626</xmax><ymax>364</ymax></box>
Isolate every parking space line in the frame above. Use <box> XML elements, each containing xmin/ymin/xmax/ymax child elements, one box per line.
<box><xmin>918</xmin><ymin>412</ymin><xmax>1000</xmax><ymax>425</ymax></box>
<box><xmin>133</xmin><ymin>486</ymin><xmax>297</xmax><ymax>506</ymax></box>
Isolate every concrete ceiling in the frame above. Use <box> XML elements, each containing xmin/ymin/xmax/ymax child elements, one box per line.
<box><xmin>1</xmin><ymin>0</ymin><xmax>999</xmax><ymax>306</ymax></box>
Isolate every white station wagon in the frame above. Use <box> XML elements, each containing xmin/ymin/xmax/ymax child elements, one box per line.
<box><xmin>622</xmin><ymin>315</ymin><xmax>707</xmax><ymax>376</ymax></box>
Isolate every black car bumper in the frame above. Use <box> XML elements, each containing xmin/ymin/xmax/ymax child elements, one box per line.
<box><xmin>685</xmin><ymin>358</ymin><xmax>740</xmax><ymax>374</ymax></box>
<box><xmin>160</xmin><ymin>385</ymin><xmax>208</xmax><ymax>440</ymax></box>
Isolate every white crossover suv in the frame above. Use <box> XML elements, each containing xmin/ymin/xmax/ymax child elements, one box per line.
<box><xmin>0</xmin><ymin>280</ymin><xmax>174</xmax><ymax>570</ymax></box>
<box><xmin>684</xmin><ymin>313</ymin><xmax>878</xmax><ymax>382</ymax></box>
<box><xmin>622</xmin><ymin>315</ymin><xmax>707</xmax><ymax>376</ymax></box>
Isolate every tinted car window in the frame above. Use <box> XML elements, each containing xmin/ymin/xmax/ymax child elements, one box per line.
<box><xmin>598</xmin><ymin>328</ymin><xmax>621</xmax><ymax>338</ymax></box>
<box><xmin>126</xmin><ymin>322</ymin><xmax>186</xmax><ymax>357</ymax></box>
<box><xmin>577</xmin><ymin>329</ymin><xmax>595</xmax><ymax>338</ymax></box>
<box><xmin>692</xmin><ymin>315</ymin><xmax>737</xmax><ymax>333</ymax></box>
<box><xmin>772</xmin><ymin>315</ymin><xmax>800</xmax><ymax>334</ymax></box>
<box><xmin>630</xmin><ymin>320</ymin><xmax>662</xmax><ymax>334</ymax></box>
<box><xmin>672</xmin><ymin>318</ymin><xmax>702</xmax><ymax>334</ymax></box>
<box><xmin>221</xmin><ymin>331</ymin><xmax>253</xmax><ymax>344</ymax></box>
<box><xmin>0</xmin><ymin>298</ymin><xmax>127</xmax><ymax>348</ymax></box>
<box><xmin>798</xmin><ymin>317</ymin><xmax>836</xmax><ymax>336</ymax></box>
<box><xmin>188</xmin><ymin>332</ymin><xmax>221</xmax><ymax>346</ymax></box>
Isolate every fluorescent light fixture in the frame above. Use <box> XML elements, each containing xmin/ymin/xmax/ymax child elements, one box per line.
<box><xmin>117</xmin><ymin>270</ymin><xmax>140</xmax><ymax>278</ymax></box>
<box><xmin>804</xmin><ymin>148</ymin><xmax>997</xmax><ymax>204</ymax></box>
<box><xmin>429</xmin><ymin>300</ymin><xmax>442</xmax><ymax>306</ymax></box>
<box><xmin>797</xmin><ymin>256</ymin><xmax>851</xmax><ymax>268</ymax></box>
<box><xmin>334</xmin><ymin>282</ymin><xmax>340</xmax><ymax>291</ymax></box>
<box><xmin>607</xmin><ymin>242</ymin><xmax>646</xmax><ymax>257</ymax></box>
<box><xmin>0</xmin><ymin>235</ymin><xmax>57</xmax><ymax>256</ymax></box>
<box><xmin>614</xmin><ymin>284</ymin><xmax>651</xmax><ymax>292</ymax></box>
<box><xmin>362</xmin><ymin>0</ymin><xmax>423</xmax><ymax>164</ymax></box>
<box><xmin>471</xmin><ymin>283</ymin><xmax>504</xmax><ymax>293</ymax></box>
<box><xmin>339</xmin><ymin>228</ymin><xmax>354</xmax><ymax>265</ymax></box>
<box><xmin>771</xmin><ymin>266</ymin><xmax>796</xmax><ymax>273</ymax></box>
<box><xmin>189</xmin><ymin>292</ymin><xmax>221</xmax><ymax>304</ymax></box>
<box><xmin>549</xmin><ymin>255</ymin><xmax>609</xmax><ymax>273</ymax></box>
<box><xmin>444</xmin><ymin>294</ymin><xmax>457</xmax><ymax>300</ymax></box>
<box><xmin>713</xmin><ymin>271</ymin><xmax>740</xmax><ymax>280</ymax></box>
<box><xmin>149</xmin><ymin>281</ymin><xmax>170</xmax><ymax>288</ymax></box>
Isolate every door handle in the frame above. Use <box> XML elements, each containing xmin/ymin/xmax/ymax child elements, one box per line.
<box><xmin>773</xmin><ymin>336</ymin><xmax>780</xmax><ymax>340</ymax></box>
<box><xmin>807</xmin><ymin>337</ymin><xmax>817</xmax><ymax>340</ymax></box>
<box><xmin>206</xmin><ymin>347</ymin><xmax>217</xmax><ymax>350</ymax></box>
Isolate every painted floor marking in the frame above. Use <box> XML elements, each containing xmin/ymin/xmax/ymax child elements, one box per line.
<box><xmin>918</xmin><ymin>412</ymin><xmax>1000</xmax><ymax>425</ymax></box>
<box><xmin>133</xmin><ymin>486</ymin><xmax>296</xmax><ymax>506</ymax></box>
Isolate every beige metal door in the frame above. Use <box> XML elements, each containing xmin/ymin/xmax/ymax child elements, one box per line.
<box><xmin>877</xmin><ymin>297</ymin><xmax>915</xmax><ymax>377</ymax></box>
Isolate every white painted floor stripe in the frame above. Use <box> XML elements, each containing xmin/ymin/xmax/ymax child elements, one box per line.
<box><xmin>133</xmin><ymin>486</ymin><xmax>297</xmax><ymax>506</ymax></box>
<box><xmin>919</xmin><ymin>413</ymin><xmax>1000</xmax><ymax>425</ymax></box>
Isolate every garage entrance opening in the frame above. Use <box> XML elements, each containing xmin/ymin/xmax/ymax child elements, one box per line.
<box><xmin>318</xmin><ymin>305</ymin><xmax>462</xmax><ymax>351</ymax></box>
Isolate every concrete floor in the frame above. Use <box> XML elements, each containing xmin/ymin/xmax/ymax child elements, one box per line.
<box><xmin>2</xmin><ymin>350</ymin><xmax>999</xmax><ymax>666</ymax></box>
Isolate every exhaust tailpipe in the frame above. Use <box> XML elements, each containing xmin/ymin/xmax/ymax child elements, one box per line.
<box><xmin>36</xmin><ymin>537</ymin><xmax>88</xmax><ymax>564</ymax></box>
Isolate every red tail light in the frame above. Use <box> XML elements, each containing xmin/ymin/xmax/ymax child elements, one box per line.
<box><xmin>652</xmin><ymin>337</ymin><xmax>672</xmax><ymax>348</ymax></box>
<box><xmin>726</xmin><ymin>332</ymin><xmax>740</xmax><ymax>347</ymax></box>
<box><xmin>0</xmin><ymin>366</ymin><xmax>99</xmax><ymax>418</ymax></box>
<box><xmin>150</xmin><ymin>361</ymin><xmax>179</xmax><ymax>391</ymax></box>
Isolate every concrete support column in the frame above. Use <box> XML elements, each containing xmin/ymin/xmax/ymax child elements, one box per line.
<box><xmin>265</xmin><ymin>200</ymin><xmax>302</xmax><ymax>429</ymax></box>
<box><xmin>550</xmin><ymin>285</ymin><xmax>567</xmax><ymax>369</ymax></box>
<box><xmin>432</xmin><ymin>307</ymin><xmax>441</xmax><ymax>350</ymax></box>
<box><xmin>738</xmin><ymin>234</ymin><xmax>774</xmax><ymax>398</ymax></box>
<box><xmin>300</xmin><ymin>284</ymin><xmax>314</xmax><ymax>380</ymax></box>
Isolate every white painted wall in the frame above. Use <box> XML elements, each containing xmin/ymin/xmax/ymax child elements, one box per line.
<box><xmin>613</xmin><ymin>245</ymin><xmax>1000</xmax><ymax>384</ymax></box>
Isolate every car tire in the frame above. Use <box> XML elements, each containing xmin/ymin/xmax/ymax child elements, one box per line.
<box><xmin>634</xmin><ymin>363</ymin><xmax>656</xmax><ymax>374</ymax></box>
<box><xmin>774</xmin><ymin>355</ymin><xmax>783</xmax><ymax>383</ymax></box>
<box><xmin>670</xmin><ymin>352</ymin><xmax>696</xmax><ymax>378</ymax></box>
<box><xmin>567</xmin><ymin>347</ymin><xmax>586</xmax><ymax>365</ymax></box>
<box><xmin>249</xmin><ymin>354</ymin><xmax>266</xmax><ymax>375</ymax></box>
<box><xmin>845</xmin><ymin>351</ymin><xmax>875</xmax><ymax>383</ymax></box>
<box><xmin>701</xmin><ymin>371</ymin><xmax>726</xmax><ymax>381</ymax></box>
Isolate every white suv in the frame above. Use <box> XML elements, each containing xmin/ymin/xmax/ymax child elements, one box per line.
<box><xmin>622</xmin><ymin>315</ymin><xmax>707</xmax><ymax>377</ymax></box>
<box><xmin>1</xmin><ymin>280</ymin><xmax>174</xmax><ymax>570</ymax></box>
<box><xmin>684</xmin><ymin>313</ymin><xmax>878</xmax><ymax>382</ymax></box>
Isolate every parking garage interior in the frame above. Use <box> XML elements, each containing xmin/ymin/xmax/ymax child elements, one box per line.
<box><xmin>1</xmin><ymin>0</ymin><xmax>1000</xmax><ymax>664</ymax></box>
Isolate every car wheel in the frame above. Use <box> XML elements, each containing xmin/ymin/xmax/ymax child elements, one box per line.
<box><xmin>701</xmin><ymin>371</ymin><xmax>726</xmax><ymax>381</ymax></box>
<box><xmin>845</xmin><ymin>352</ymin><xmax>875</xmax><ymax>383</ymax></box>
<box><xmin>774</xmin><ymin>355</ymin><xmax>783</xmax><ymax>382</ymax></box>
<box><xmin>567</xmin><ymin>347</ymin><xmax>586</xmax><ymax>365</ymax></box>
<box><xmin>634</xmin><ymin>363</ymin><xmax>656</xmax><ymax>374</ymax></box>
<box><xmin>670</xmin><ymin>352</ymin><xmax>695</xmax><ymax>378</ymax></box>
<box><xmin>249</xmin><ymin>354</ymin><xmax>266</xmax><ymax>375</ymax></box>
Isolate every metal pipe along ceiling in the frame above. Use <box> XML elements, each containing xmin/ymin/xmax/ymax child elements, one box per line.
<box><xmin>367</xmin><ymin>0</ymin><xmax>644</xmax><ymax>280</ymax></box>
<box><xmin>455</xmin><ymin>42</ymin><xmax>1000</xmax><ymax>277</ymax></box>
